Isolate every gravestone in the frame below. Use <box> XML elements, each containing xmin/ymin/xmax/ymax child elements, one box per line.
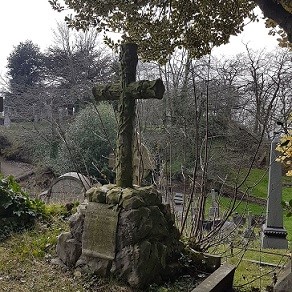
<box><xmin>243</xmin><ymin>212</ymin><xmax>255</xmax><ymax>239</ymax></box>
<box><xmin>32</xmin><ymin>103</ymin><xmax>39</xmax><ymax>122</ymax></box>
<box><xmin>0</xmin><ymin>96</ymin><xmax>3</xmax><ymax>112</ymax></box>
<box><xmin>82</xmin><ymin>202</ymin><xmax>119</xmax><ymax>260</ymax></box>
<box><xmin>232</xmin><ymin>212</ymin><xmax>246</xmax><ymax>226</ymax></box>
<box><xmin>174</xmin><ymin>192</ymin><xmax>184</xmax><ymax>205</ymax></box>
<box><xmin>209</xmin><ymin>189</ymin><xmax>220</xmax><ymax>219</ymax></box>
<box><xmin>4</xmin><ymin>112</ymin><xmax>11</xmax><ymax>127</ymax></box>
<box><xmin>261</xmin><ymin>134</ymin><xmax>288</xmax><ymax>249</ymax></box>
<box><xmin>44</xmin><ymin>172</ymin><xmax>91</xmax><ymax>204</ymax></box>
<box><xmin>56</xmin><ymin>44</ymin><xmax>182</xmax><ymax>289</ymax></box>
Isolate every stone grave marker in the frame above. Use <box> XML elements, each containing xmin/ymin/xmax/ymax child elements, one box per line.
<box><xmin>261</xmin><ymin>134</ymin><xmax>288</xmax><ymax>249</ymax></box>
<box><xmin>54</xmin><ymin>43</ymin><xmax>189</xmax><ymax>288</ymax></box>
<box><xmin>0</xmin><ymin>96</ymin><xmax>3</xmax><ymax>112</ymax></box>
<box><xmin>83</xmin><ymin>43</ymin><xmax>164</xmax><ymax>262</ymax></box>
<box><xmin>243</xmin><ymin>212</ymin><xmax>255</xmax><ymax>239</ymax></box>
<box><xmin>232</xmin><ymin>212</ymin><xmax>246</xmax><ymax>226</ymax></box>
<box><xmin>82</xmin><ymin>202</ymin><xmax>119</xmax><ymax>260</ymax></box>
<box><xmin>4</xmin><ymin>112</ymin><xmax>11</xmax><ymax>127</ymax></box>
<box><xmin>44</xmin><ymin>172</ymin><xmax>91</xmax><ymax>204</ymax></box>
<box><xmin>208</xmin><ymin>189</ymin><xmax>220</xmax><ymax>219</ymax></box>
<box><xmin>174</xmin><ymin>192</ymin><xmax>184</xmax><ymax>205</ymax></box>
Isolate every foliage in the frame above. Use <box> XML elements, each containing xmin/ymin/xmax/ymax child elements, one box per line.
<box><xmin>2</xmin><ymin>27</ymin><xmax>116</xmax><ymax>123</ymax></box>
<box><xmin>0</xmin><ymin>123</ymin><xmax>50</xmax><ymax>163</ymax></box>
<box><xmin>46</xmin><ymin>23</ymin><xmax>116</xmax><ymax>86</ymax></box>
<box><xmin>6</xmin><ymin>40</ymin><xmax>45</xmax><ymax>87</ymax></box>
<box><xmin>0</xmin><ymin>215</ymin><xmax>86</xmax><ymax>291</ymax></box>
<box><xmin>49</xmin><ymin>0</ymin><xmax>257</xmax><ymax>62</ymax></box>
<box><xmin>263</xmin><ymin>0</ymin><xmax>292</xmax><ymax>48</ymax></box>
<box><xmin>213</xmin><ymin>240</ymin><xmax>289</xmax><ymax>291</ymax></box>
<box><xmin>0</xmin><ymin>175</ymin><xmax>46</xmax><ymax>241</ymax></box>
<box><xmin>277</xmin><ymin>113</ymin><xmax>292</xmax><ymax>176</ymax></box>
<box><xmin>50</xmin><ymin>102</ymin><xmax>117</xmax><ymax>178</ymax></box>
<box><xmin>282</xmin><ymin>199</ymin><xmax>292</xmax><ymax>217</ymax></box>
<box><xmin>50</xmin><ymin>0</ymin><xmax>292</xmax><ymax>62</ymax></box>
<box><xmin>3</xmin><ymin>41</ymin><xmax>46</xmax><ymax>121</ymax></box>
<box><xmin>0</xmin><ymin>134</ymin><xmax>11</xmax><ymax>155</ymax></box>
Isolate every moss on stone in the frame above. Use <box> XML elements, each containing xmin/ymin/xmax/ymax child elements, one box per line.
<box><xmin>122</xmin><ymin>195</ymin><xmax>146</xmax><ymax>210</ymax></box>
<box><xmin>106</xmin><ymin>187</ymin><xmax>123</xmax><ymax>204</ymax></box>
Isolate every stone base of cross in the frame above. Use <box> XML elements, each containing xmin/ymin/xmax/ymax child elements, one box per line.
<box><xmin>92</xmin><ymin>43</ymin><xmax>164</xmax><ymax>188</ymax></box>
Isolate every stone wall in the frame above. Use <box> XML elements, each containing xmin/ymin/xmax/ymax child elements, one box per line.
<box><xmin>55</xmin><ymin>184</ymin><xmax>183</xmax><ymax>288</ymax></box>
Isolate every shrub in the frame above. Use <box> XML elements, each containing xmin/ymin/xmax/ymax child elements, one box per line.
<box><xmin>50</xmin><ymin>102</ymin><xmax>117</xmax><ymax>179</ymax></box>
<box><xmin>0</xmin><ymin>125</ymin><xmax>40</xmax><ymax>163</ymax></box>
<box><xmin>0</xmin><ymin>175</ymin><xmax>46</xmax><ymax>241</ymax></box>
<box><xmin>0</xmin><ymin>134</ymin><xmax>11</xmax><ymax>155</ymax></box>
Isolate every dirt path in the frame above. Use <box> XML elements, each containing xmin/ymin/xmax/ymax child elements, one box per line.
<box><xmin>0</xmin><ymin>157</ymin><xmax>46</xmax><ymax>197</ymax></box>
<box><xmin>0</xmin><ymin>157</ymin><xmax>34</xmax><ymax>178</ymax></box>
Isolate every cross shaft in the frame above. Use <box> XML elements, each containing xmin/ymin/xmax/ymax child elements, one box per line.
<box><xmin>92</xmin><ymin>43</ymin><xmax>164</xmax><ymax>188</ymax></box>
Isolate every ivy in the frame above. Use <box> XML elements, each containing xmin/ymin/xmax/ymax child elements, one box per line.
<box><xmin>0</xmin><ymin>175</ymin><xmax>46</xmax><ymax>241</ymax></box>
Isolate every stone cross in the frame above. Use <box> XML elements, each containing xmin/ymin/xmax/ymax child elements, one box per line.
<box><xmin>92</xmin><ymin>43</ymin><xmax>164</xmax><ymax>188</ymax></box>
<box><xmin>261</xmin><ymin>134</ymin><xmax>288</xmax><ymax>249</ymax></box>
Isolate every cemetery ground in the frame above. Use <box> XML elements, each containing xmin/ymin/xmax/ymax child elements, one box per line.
<box><xmin>0</xmin><ymin>162</ymin><xmax>291</xmax><ymax>291</ymax></box>
<box><xmin>1</xmin><ymin>120</ymin><xmax>292</xmax><ymax>291</ymax></box>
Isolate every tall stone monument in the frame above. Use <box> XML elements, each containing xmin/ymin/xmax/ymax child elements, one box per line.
<box><xmin>261</xmin><ymin>134</ymin><xmax>288</xmax><ymax>249</ymax></box>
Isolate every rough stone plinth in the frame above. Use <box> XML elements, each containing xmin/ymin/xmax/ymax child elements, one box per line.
<box><xmin>55</xmin><ymin>184</ymin><xmax>183</xmax><ymax>289</ymax></box>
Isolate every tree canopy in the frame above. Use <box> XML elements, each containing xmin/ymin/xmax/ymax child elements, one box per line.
<box><xmin>49</xmin><ymin>0</ymin><xmax>292</xmax><ymax>62</ymax></box>
<box><xmin>7</xmin><ymin>41</ymin><xmax>45</xmax><ymax>88</ymax></box>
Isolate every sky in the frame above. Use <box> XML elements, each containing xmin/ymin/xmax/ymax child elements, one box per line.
<box><xmin>0</xmin><ymin>1</ymin><xmax>280</xmax><ymax>77</ymax></box>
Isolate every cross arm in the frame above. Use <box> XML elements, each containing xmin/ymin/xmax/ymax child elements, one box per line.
<box><xmin>92</xmin><ymin>78</ymin><xmax>165</xmax><ymax>101</ymax></box>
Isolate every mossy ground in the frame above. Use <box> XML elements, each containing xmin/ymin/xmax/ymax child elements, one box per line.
<box><xmin>0</xmin><ymin>213</ymin><xmax>135</xmax><ymax>292</ymax></box>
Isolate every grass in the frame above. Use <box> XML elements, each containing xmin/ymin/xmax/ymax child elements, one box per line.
<box><xmin>211</xmin><ymin>236</ymin><xmax>290</xmax><ymax>291</ymax></box>
<box><xmin>0</xmin><ymin>167</ymin><xmax>291</xmax><ymax>291</ymax></box>
<box><xmin>0</xmin><ymin>214</ymin><xmax>135</xmax><ymax>292</ymax></box>
<box><xmin>0</xmin><ymin>217</ymin><xmax>85</xmax><ymax>292</ymax></box>
<box><xmin>216</xmin><ymin>168</ymin><xmax>292</xmax><ymax>291</ymax></box>
<box><xmin>177</xmin><ymin>168</ymin><xmax>292</xmax><ymax>291</ymax></box>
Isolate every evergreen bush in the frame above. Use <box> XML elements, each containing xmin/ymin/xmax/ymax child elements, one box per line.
<box><xmin>0</xmin><ymin>175</ymin><xmax>46</xmax><ymax>241</ymax></box>
<box><xmin>50</xmin><ymin>102</ymin><xmax>117</xmax><ymax>179</ymax></box>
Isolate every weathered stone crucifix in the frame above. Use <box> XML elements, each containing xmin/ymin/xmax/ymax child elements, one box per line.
<box><xmin>92</xmin><ymin>43</ymin><xmax>165</xmax><ymax>188</ymax></box>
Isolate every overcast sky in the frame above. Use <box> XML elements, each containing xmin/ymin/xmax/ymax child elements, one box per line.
<box><xmin>0</xmin><ymin>1</ymin><xmax>279</xmax><ymax>77</ymax></box>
